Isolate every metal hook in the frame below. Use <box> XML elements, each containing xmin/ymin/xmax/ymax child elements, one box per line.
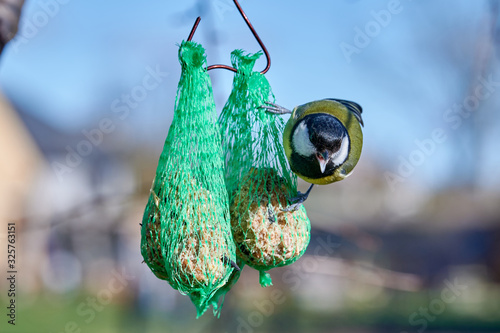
<box><xmin>185</xmin><ymin>0</ymin><xmax>271</xmax><ymax>74</ymax></box>
<box><xmin>187</xmin><ymin>16</ymin><xmax>201</xmax><ymax>42</ymax></box>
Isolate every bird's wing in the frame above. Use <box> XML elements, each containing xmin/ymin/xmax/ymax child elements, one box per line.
<box><xmin>326</xmin><ymin>99</ymin><xmax>364</xmax><ymax>127</ymax></box>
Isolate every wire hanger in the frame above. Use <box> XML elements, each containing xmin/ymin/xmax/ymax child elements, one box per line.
<box><xmin>186</xmin><ymin>0</ymin><xmax>271</xmax><ymax>74</ymax></box>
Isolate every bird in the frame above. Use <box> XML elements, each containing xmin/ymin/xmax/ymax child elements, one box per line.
<box><xmin>263</xmin><ymin>98</ymin><xmax>364</xmax><ymax>211</ymax></box>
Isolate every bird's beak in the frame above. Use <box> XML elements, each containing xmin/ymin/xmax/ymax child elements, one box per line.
<box><xmin>316</xmin><ymin>151</ymin><xmax>329</xmax><ymax>174</ymax></box>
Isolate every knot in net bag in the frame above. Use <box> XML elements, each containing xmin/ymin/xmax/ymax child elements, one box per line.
<box><xmin>140</xmin><ymin>41</ymin><xmax>237</xmax><ymax>317</ymax></box>
<box><xmin>219</xmin><ymin>50</ymin><xmax>311</xmax><ymax>287</ymax></box>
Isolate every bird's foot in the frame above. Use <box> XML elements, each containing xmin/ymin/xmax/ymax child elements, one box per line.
<box><xmin>282</xmin><ymin>184</ymin><xmax>314</xmax><ymax>212</ymax></box>
<box><xmin>261</xmin><ymin>101</ymin><xmax>292</xmax><ymax>115</ymax></box>
<box><xmin>222</xmin><ymin>255</ymin><xmax>241</xmax><ymax>271</ymax></box>
<box><xmin>283</xmin><ymin>194</ymin><xmax>307</xmax><ymax>212</ymax></box>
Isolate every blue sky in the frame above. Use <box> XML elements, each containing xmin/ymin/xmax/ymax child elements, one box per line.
<box><xmin>1</xmin><ymin>0</ymin><xmax>499</xmax><ymax>190</ymax></box>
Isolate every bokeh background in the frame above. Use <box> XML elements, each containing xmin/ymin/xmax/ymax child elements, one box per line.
<box><xmin>1</xmin><ymin>0</ymin><xmax>500</xmax><ymax>332</ymax></box>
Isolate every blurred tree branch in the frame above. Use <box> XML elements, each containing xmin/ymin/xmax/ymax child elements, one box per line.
<box><xmin>299</xmin><ymin>255</ymin><xmax>422</xmax><ymax>291</ymax></box>
<box><xmin>0</xmin><ymin>0</ymin><xmax>24</xmax><ymax>54</ymax></box>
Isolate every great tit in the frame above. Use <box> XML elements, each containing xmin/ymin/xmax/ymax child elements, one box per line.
<box><xmin>263</xmin><ymin>98</ymin><xmax>363</xmax><ymax>210</ymax></box>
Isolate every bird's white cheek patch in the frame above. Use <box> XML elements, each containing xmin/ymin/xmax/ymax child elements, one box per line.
<box><xmin>331</xmin><ymin>135</ymin><xmax>350</xmax><ymax>166</ymax></box>
<box><xmin>292</xmin><ymin>121</ymin><xmax>316</xmax><ymax>157</ymax></box>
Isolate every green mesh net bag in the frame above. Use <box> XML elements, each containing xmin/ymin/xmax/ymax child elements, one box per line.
<box><xmin>140</xmin><ymin>41</ymin><xmax>237</xmax><ymax>317</ymax></box>
<box><xmin>219</xmin><ymin>50</ymin><xmax>311</xmax><ymax>287</ymax></box>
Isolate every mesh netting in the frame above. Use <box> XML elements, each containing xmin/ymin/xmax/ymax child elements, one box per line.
<box><xmin>219</xmin><ymin>50</ymin><xmax>311</xmax><ymax>287</ymax></box>
<box><xmin>140</xmin><ymin>41</ymin><xmax>237</xmax><ymax>317</ymax></box>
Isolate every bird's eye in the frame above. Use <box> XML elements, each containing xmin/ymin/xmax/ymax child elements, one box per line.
<box><xmin>316</xmin><ymin>150</ymin><xmax>329</xmax><ymax>163</ymax></box>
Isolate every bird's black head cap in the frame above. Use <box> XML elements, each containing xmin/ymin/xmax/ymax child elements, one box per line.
<box><xmin>303</xmin><ymin>113</ymin><xmax>348</xmax><ymax>153</ymax></box>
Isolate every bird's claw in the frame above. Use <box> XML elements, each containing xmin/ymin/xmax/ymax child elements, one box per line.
<box><xmin>261</xmin><ymin>101</ymin><xmax>292</xmax><ymax>115</ymax></box>
<box><xmin>282</xmin><ymin>184</ymin><xmax>314</xmax><ymax>212</ymax></box>
<box><xmin>222</xmin><ymin>255</ymin><xmax>241</xmax><ymax>271</ymax></box>
<box><xmin>282</xmin><ymin>203</ymin><xmax>302</xmax><ymax>212</ymax></box>
<box><xmin>282</xmin><ymin>191</ymin><xmax>308</xmax><ymax>212</ymax></box>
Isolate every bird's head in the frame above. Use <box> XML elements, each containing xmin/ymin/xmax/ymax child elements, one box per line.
<box><xmin>291</xmin><ymin>113</ymin><xmax>350</xmax><ymax>176</ymax></box>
